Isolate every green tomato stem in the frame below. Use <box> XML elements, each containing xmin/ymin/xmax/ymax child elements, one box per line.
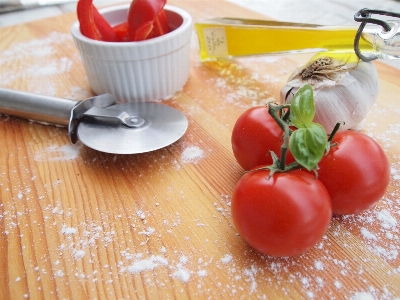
<box><xmin>325</xmin><ymin>122</ymin><xmax>343</xmax><ymax>155</ymax></box>
<box><xmin>328</xmin><ymin>122</ymin><xmax>343</xmax><ymax>143</ymax></box>
<box><xmin>268</xmin><ymin>103</ymin><xmax>292</xmax><ymax>171</ymax></box>
<box><xmin>281</xmin><ymin>109</ymin><xmax>291</xmax><ymax>123</ymax></box>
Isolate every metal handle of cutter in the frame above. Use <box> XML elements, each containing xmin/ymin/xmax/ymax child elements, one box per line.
<box><xmin>0</xmin><ymin>87</ymin><xmax>77</xmax><ymax>126</ymax></box>
<box><xmin>0</xmin><ymin>88</ymin><xmax>118</xmax><ymax>144</ymax></box>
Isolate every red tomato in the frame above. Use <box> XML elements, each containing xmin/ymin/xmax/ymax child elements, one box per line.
<box><xmin>231</xmin><ymin>106</ymin><xmax>294</xmax><ymax>171</ymax></box>
<box><xmin>232</xmin><ymin>169</ymin><xmax>332</xmax><ymax>257</ymax></box>
<box><xmin>317</xmin><ymin>131</ymin><xmax>390</xmax><ymax>215</ymax></box>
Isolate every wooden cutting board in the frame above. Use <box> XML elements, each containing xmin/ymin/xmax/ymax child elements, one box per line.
<box><xmin>1</xmin><ymin>1</ymin><xmax>399</xmax><ymax>299</ymax></box>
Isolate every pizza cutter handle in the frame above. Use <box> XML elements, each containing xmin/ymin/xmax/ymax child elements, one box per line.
<box><xmin>0</xmin><ymin>88</ymin><xmax>77</xmax><ymax>126</ymax></box>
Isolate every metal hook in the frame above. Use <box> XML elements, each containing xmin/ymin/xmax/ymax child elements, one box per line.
<box><xmin>354</xmin><ymin>8</ymin><xmax>400</xmax><ymax>62</ymax></box>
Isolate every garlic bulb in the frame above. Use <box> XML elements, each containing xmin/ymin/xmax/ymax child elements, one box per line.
<box><xmin>280</xmin><ymin>53</ymin><xmax>379</xmax><ymax>133</ymax></box>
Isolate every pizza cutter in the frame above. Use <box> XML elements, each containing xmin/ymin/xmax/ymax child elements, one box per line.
<box><xmin>0</xmin><ymin>88</ymin><xmax>188</xmax><ymax>154</ymax></box>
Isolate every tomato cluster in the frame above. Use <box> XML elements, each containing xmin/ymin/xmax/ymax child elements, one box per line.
<box><xmin>231</xmin><ymin>105</ymin><xmax>390</xmax><ymax>257</ymax></box>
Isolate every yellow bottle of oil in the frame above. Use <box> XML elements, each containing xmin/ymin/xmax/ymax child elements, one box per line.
<box><xmin>195</xmin><ymin>18</ymin><xmax>374</xmax><ymax>61</ymax></box>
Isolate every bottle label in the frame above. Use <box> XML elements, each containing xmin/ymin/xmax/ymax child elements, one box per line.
<box><xmin>202</xmin><ymin>27</ymin><xmax>228</xmax><ymax>57</ymax></box>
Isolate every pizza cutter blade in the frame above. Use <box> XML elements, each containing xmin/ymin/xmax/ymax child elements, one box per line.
<box><xmin>78</xmin><ymin>102</ymin><xmax>188</xmax><ymax>154</ymax></box>
<box><xmin>0</xmin><ymin>88</ymin><xmax>188</xmax><ymax>154</ymax></box>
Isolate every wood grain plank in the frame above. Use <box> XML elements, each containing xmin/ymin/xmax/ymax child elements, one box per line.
<box><xmin>1</xmin><ymin>1</ymin><xmax>400</xmax><ymax>299</ymax></box>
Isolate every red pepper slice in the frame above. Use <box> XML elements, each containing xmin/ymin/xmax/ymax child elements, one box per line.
<box><xmin>92</xmin><ymin>6</ymin><xmax>119</xmax><ymax>42</ymax></box>
<box><xmin>113</xmin><ymin>22</ymin><xmax>129</xmax><ymax>42</ymax></box>
<box><xmin>147</xmin><ymin>9</ymin><xmax>170</xmax><ymax>39</ymax></box>
<box><xmin>127</xmin><ymin>0</ymin><xmax>170</xmax><ymax>41</ymax></box>
<box><xmin>77</xmin><ymin>0</ymin><xmax>119</xmax><ymax>41</ymax></box>
<box><xmin>77</xmin><ymin>0</ymin><xmax>101</xmax><ymax>40</ymax></box>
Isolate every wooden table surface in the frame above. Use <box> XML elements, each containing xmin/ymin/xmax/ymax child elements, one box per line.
<box><xmin>1</xmin><ymin>1</ymin><xmax>399</xmax><ymax>299</ymax></box>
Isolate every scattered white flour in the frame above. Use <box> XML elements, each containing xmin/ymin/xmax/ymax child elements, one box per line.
<box><xmin>390</xmin><ymin>167</ymin><xmax>400</xmax><ymax>181</ymax></box>
<box><xmin>54</xmin><ymin>270</ymin><xmax>64</xmax><ymax>277</ymax></box>
<box><xmin>376</xmin><ymin>210</ymin><xmax>397</xmax><ymax>229</ymax></box>
<box><xmin>173</xmin><ymin>268</ymin><xmax>190</xmax><ymax>283</ymax></box>
<box><xmin>126</xmin><ymin>255</ymin><xmax>168</xmax><ymax>274</ymax></box>
<box><xmin>180</xmin><ymin>146</ymin><xmax>204</xmax><ymax>164</ymax></box>
<box><xmin>350</xmin><ymin>292</ymin><xmax>375</xmax><ymax>300</ymax></box>
<box><xmin>61</xmin><ymin>225</ymin><xmax>77</xmax><ymax>235</ymax></box>
<box><xmin>136</xmin><ymin>209</ymin><xmax>146</xmax><ymax>220</ymax></box>
<box><xmin>25</xmin><ymin>56</ymin><xmax>72</xmax><ymax>77</ymax></box>
<box><xmin>197</xmin><ymin>270</ymin><xmax>208</xmax><ymax>277</ymax></box>
<box><xmin>334</xmin><ymin>280</ymin><xmax>342</xmax><ymax>289</ymax></box>
<box><xmin>1</xmin><ymin>32</ymin><xmax>70</xmax><ymax>61</ymax></box>
<box><xmin>314</xmin><ymin>260</ymin><xmax>324</xmax><ymax>271</ymax></box>
<box><xmin>179</xmin><ymin>255</ymin><xmax>188</xmax><ymax>264</ymax></box>
<box><xmin>360</xmin><ymin>228</ymin><xmax>378</xmax><ymax>241</ymax></box>
<box><xmin>73</xmin><ymin>250</ymin><xmax>85</xmax><ymax>260</ymax></box>
<box><xmin>34</xmin><ymin>144</ymin><xmax>82</xmax><ymax>162</ymax></box>
<box><xmin>243</xmin><ymin>265</ymin><xmax>258</xmax><ymax>293</ymax></box>
<box><xmin>0</xmin><ymin>32</ymin><xmax>81</xmax><ymax>96</ymax></box>
<box><xmin>220</xmin><ymin>254</ymin><xmax>233</xmax><ymax>264</ymax></box>
<box><xmin>138</xmin><ymin>227</ymin><xmax>155</xmax><ymax>236</ymax></box>
<box><xmin>353</xmin><ymin>208</ymin><xmax>400</xmax><ymax>261</ymax></box>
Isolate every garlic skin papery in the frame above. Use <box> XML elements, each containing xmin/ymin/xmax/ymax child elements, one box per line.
<box><xmin>280</xmin><ymin>53</ymin><xmax>379</xmax><ymax>133</ymax></box>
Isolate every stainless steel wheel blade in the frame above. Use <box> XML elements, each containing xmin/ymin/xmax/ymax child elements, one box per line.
<box><xmin>77</xmin><ymin>102</ymin><xmax>188</xmax><ymax>154</ymax></box>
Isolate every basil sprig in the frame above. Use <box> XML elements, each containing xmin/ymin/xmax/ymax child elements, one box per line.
<box><xmin>289</xmin><ymin>85</ymin><xmax>327</xmax><ymax>171</ymax></box>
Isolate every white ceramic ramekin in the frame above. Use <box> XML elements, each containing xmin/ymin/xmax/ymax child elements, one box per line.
<box><xmin>71</xmin><ymin>4</ymin><xmax>192</xmax><ymax>103</ymax></box>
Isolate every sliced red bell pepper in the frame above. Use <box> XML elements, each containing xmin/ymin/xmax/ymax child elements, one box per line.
<box><xmin>147</xmin><ymin>9</ymin><xmax>170</xmax><ymax>39</ymax></box>
<box><xmin>77</xmin><ymin>0</ymin><xmax>101</xmax><ymax>40</ymax></box>
<box><xmin>113</xmin><ymin>22</ymin><xmax>129</xmax><ymax>42</ymax></box>
<box><xmin>92</xmin><ymin>6</ymin><xmax>119</xmax><ymax>42</ymax></box>
<box><xmin>127</xmin><ymin>0</ymin><xmax>170</xmax><ymax>41</ymax></box>
<box><xmin>77</xmin><ymin>0</ymin><xmax>119</xmax><ymax>41</ymax></box>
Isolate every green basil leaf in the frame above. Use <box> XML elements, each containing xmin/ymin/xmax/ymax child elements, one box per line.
<box><xmin>290</xmin><ymin>85</ymin><xmax>315</xmax><ymax>128</ymax></box>
<box><xmin>289</xmin><ymin>123</ymin><xmax>327</xmax><ymax>171</ymax></box>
